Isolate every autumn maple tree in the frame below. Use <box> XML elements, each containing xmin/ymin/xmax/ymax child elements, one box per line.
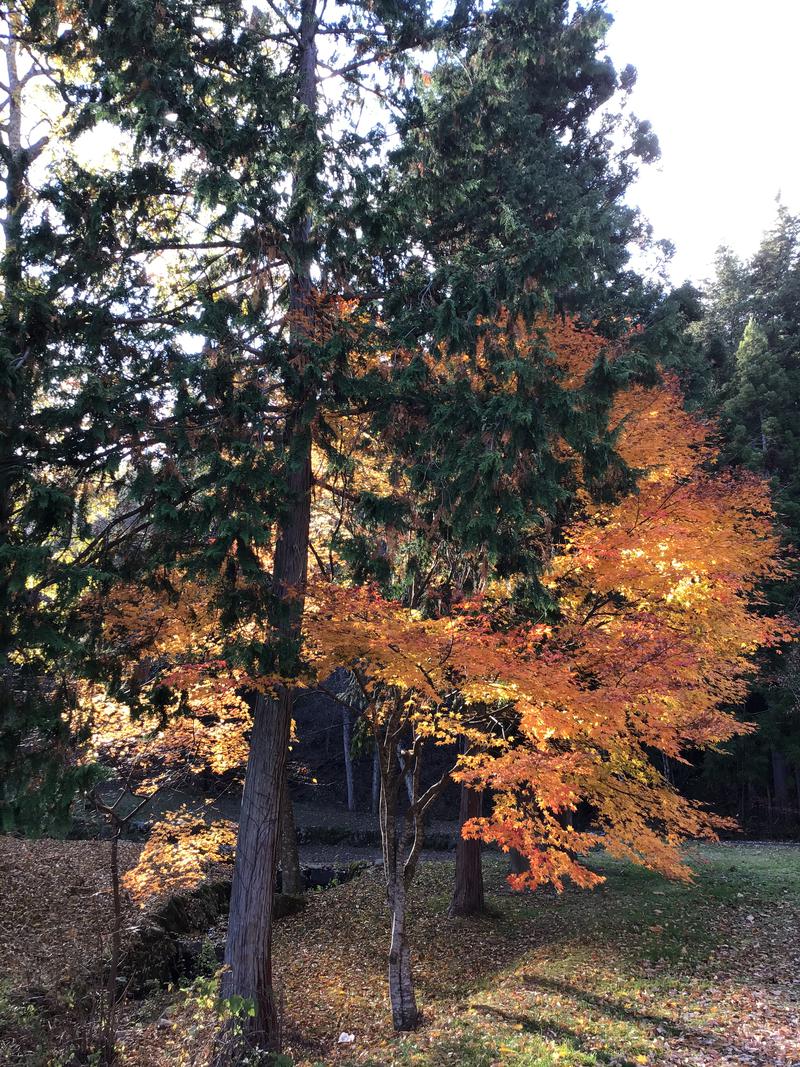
<box><xmin>299</xmin><ymin>319</ymin><xmax>788</xmax><ymax>1025</ymax></box>
<box><xmin>85</xmin><ymin>313</ymin><xmax>788</xmax><ymax>1034</ymax></box>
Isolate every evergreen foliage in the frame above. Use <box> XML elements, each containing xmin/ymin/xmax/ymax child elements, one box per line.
<box><xmin>668</xmin><ymin>204</ymin><xmax>800</xmax><ymax>828</ymax></box>
<box><xmin>0</xmin><ymin>6</ymin><xmax>104</xmax><ymax>830</ymax></box>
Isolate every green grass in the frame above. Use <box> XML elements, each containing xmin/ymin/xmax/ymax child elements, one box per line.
<box><xmin>382</xmin><ymin>844</ymin><xmax>800</xmax><ymax>1067</ymax></box>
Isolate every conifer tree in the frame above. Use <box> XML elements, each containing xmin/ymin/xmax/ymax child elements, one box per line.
<box><xmin>0</xmin><ymin>2</ymin><xmax>105</xmax><ymax>829</ymax></box>
<box><xmin>25</xmin><ymin>0</ymin><xmax>662</xmax><ymax>1049</ymax></box>
<box><xmin>724</xmin><ymin>318</ymin><xmax>792</xmax><ymax>469</ymax></box>
<box><xmin>676</xmin><ymin>206</ymin><xmax>800</xmax><ymax>827</ymax></box>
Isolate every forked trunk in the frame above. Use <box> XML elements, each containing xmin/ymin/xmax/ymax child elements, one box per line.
<box><xmin>374</xmin><ymin>707</ymin><xmax>450</xmax><ymax>1033</ymax></box>
<box><xmin>387</xmin><ymin>876</ymin><xmax>418</xmax><ymax>1030</ymax></box>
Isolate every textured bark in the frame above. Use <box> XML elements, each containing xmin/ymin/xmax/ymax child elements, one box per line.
<box><xmin>221</xmin><ymin>690</ymin><xmax>293</xmax><ymax>1047</ymax></box>
<box><xmin>220</xmin><ymin>428</ymin><xmax>312</xmax><ymax>1049</ymax></box>
<box><xmin>280</xmin><ymin>776</ymin><xmax>303</xmax><ymax>895</ymax></box>
<box><xmin>449</xmin><ymin>778</ymin><xmax>484</xmax><ymax>918</ymax></box>
<box><xmin>387</xmin><ymin>876</ymin><xmax>418</xmax><ymax>1030</ymax></box>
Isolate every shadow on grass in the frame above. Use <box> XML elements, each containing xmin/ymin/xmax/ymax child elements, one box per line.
<box><xmin>472</xmin><ymin>974</ymin><xmax>771</xmax><ymax>1067</ymax></box>
<box><xmin>521</xmin><ymin>974</ymin><xmax>684</xmax><ymax>1034</ymax></box>
<box><xmin>468</xmin><ymin>1003</ymin><xmax>644</xmax><ymax>1066</ymax></box>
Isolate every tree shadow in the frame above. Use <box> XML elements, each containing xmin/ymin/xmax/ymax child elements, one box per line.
<box><xmin>469</xmin><ymin>1003</ymin><xmax>645</xmax><ymax>1066</ymax></box>
<box><xmin>277</xmin><ymin>855</ymin><xmax>787</xmax><ymax>1066</ymax></box>
<box><xmin>469</xmin><ymin>974</ymin><xmax>775</xmax><ymax>1067</ymax></box>
<box><xmin>522</xmin><ymin>973</ymin><xmax>685</xmax><ymax>1034</ymax></box>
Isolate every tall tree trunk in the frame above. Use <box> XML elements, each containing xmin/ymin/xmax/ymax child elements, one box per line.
<box><xmin>342</xmin><ymin>705</ymin><xmax>355</xmax><ymax>811</ymax></box>
<box><xmin>220</xmin><ymin>0</ymin><xmax>317</xmax><ymax>1052</ymax></box>
<box><xmin>280</xmin><ymin>774</ymin><xmax>303</xmax><ymax>895</ymax></box>
<box><xmin>0</xmin><ymin>20</ymin><xmax>26</xmax><ymax>658</ymax></box>
<box><xmin>449</xmin><ymin>778</ymin><xmax>484</xmax><ymax>918</ymax></box>
<box><xmin>220</xmin><ymin>426</ymin><xmax>311</xmax><ymax>1049</ymax></box>
<box><xmin>221</xmin><ymin>690</ymin><xmax>293</xmax><ymax>1047</ymax></box>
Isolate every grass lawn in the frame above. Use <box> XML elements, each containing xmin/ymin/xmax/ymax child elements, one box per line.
<box><xmin>2</xmin><ymin>840</ymin><xmax>799</xmax><ymax>1065</ymax></box>
<box><xmin>270</xmin><ymin>844</ymin><xmax>800</xmax><ymax>1066</ymax></box>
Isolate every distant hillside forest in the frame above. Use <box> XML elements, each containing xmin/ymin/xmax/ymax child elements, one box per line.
<box><xmin>666</xmin><ymin>206</ymin><xmax>800</xmax><ymax>835</ymax></box>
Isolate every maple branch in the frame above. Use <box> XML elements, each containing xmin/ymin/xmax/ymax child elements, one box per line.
<box><xmin>403</xmin><ymin>762</ymin><xmax>451</xmax><ymax>885</ymax></box>
<box><xmin>308</xmin><ymin>540</ymin><xmax>331</xmax><ymax>580</ymax></box>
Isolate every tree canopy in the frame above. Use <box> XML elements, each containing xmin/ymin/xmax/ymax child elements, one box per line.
<box><xmin>1</xmin><ymin>0</ymin><xmax>794</xmax><ymax>1056</ymax></box>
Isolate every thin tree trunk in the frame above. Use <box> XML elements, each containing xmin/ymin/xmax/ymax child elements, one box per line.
<box><xmin>280</xmin><ymin>775</ymin><xmax>303</xmax><ymax>895</ymax></box>
<box><xmin>387</xmin><ymin>874</ymin><xmax>418</xmax><ymax>1030</ymax></box>
<box><xmin>379</xmin><ymin>734</ymin><xmax>419</xmax><ymax>1032</ymax></box>
<box><xmin>342</xmin><ymin>705</ymin><xmax>355</xmax><ymax>811</ymax></box>
<box><xmin>397</xmin><ymin>742</ymin><xmax>414</xmax><ymax>803</ymax></box>
<box><xmin>371</xmin><ymin>745</ymin><xmax>380</xmax><ymax>815</ymax></box>
<box><xmin>103</xmin><ymin>828</ymin><xmax>122</xmax><ymax>1061</ymax></box>
<box><xmin>771</xmin><ymin>747</ymin><xmax>791</xmax><ymax>815</ymax></box>
<box><xmin>0</xmin><ymin>20</ymin><xmax>26</xmax><ymax>657</ymax></box>
<box><xmin>449</xmin><ymin>778</ymin><xmax>484</xmax><ymax>917</ymax></box>
<box><xmin>373</xmin><ymin>704</ymin><xmax>451</xmax><ymax>1033</ymax></box>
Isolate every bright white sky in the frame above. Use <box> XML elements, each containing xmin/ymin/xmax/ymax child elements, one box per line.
<box><xmin>603</xmin><ymin>0</ymin><xmax>800</xmax><ymax>286</ymax></box>
<box><xmin>17</xmin><ymin>1</ymin><xmax>798</xmax><ymax>292</ymax></box>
